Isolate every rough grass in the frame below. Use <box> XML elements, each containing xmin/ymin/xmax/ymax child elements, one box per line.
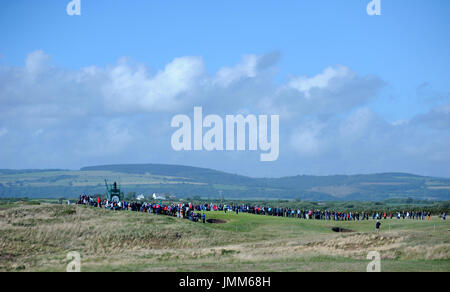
<box><xmin>0</xmin><ymin>203</ymin><xmax>449</xmax><ymax>272</ymax></box>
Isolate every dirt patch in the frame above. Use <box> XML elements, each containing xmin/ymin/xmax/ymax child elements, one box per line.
<box><xmin>331</xmin><ymin>227</ymin><xmax>354</xmax><ymax>233</ymax></box>
<box><xmin>207</xmin><ymin>219</ymin><xmax>227</xmax><ymax>224</ymax></box>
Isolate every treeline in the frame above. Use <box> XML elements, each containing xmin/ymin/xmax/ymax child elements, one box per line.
<box><xmin>79</xmin><ymin>164</ymin><xmax>450</xmax><ymax>201</ymax></box>
<box><xmin>1</xmin><ymin>183</ymin><xmax>450</xmax><ymax>202</ymax></box>
<box><xmin>2</xmin><ymin>164</ymin><xmax>450</xmax><ymax>201</ymax></box>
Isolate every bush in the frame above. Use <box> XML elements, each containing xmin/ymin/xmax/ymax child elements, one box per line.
<box><xmin>24</xmin><ymin>200</ymin><xmax>41</xmax><ymax>205</ymax></box>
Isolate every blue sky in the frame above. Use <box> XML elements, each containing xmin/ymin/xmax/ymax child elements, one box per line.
<box><xmin>0</xmin><ymin>0</ymin><xmax>450</xmax><ymax>177</ymax></box>
<box><xmin>1</xmin><ymin>0</ymin><xmax>449</xmax><ymax>119</ymax></box>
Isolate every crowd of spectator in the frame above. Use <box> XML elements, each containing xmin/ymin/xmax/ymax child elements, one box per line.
<box><xmin>76</xmin><ymin>194</ymin><xmax>447</xmax><ymax>222</ymax></box>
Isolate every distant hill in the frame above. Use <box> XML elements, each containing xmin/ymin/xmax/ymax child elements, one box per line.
<box><xmin>81</xmin><ymin>164</ymin><xmax>256</xmax><ymax>185</ymax></box>
<box><xmin>0</xmin><ymin>163</ymin><xmax>449</xmax><ymax>201</ymax></box>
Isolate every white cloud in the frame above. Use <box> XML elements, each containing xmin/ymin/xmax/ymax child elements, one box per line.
<box><xmin>288</xmin><ymin>65</ymin><xmax>353</xmax><ymax>98</ymax></box>
<box><xmin>259</xmin><ymin>65</ymin><xmax>385</xmax><ymax>119</ymax></box>
<box><xmin>290</xmin><ymin>121</ymin><xmax>326</xmax><ymax>157</ymax></box>
<box><xmin>339</xmin><ymin>107</ymin><xmax>376</xmax><ymax>140</ymax></box>
<box><xmin>0</xmin><ymin>51</ymin><xmax>382</xmax><ymax>119</ymax></box>
<box><xmin>412</xmin><ymin>101</ymin><xmax>450</xmax><ymax>130</ymax></box>
<box><xmin>1</xmin><ymin>50</ymin><xmax>450</xmax><ymax>177</ymax></box>
<box><xmin>73</xmin><ymin>119</ymin><xmax>134</xmax><ymax>157</ymax></box>
<box><xmin>25</xmin><ymin>50</ymin><xmax>50</xmax><ymax>75</ymax></box>
<box><xmin>102</xmin><ymin>56</ymin><xmax>205</xmax><ymax>113</ymax></box>
<box><xmin>213</xmin><ymin>55</ymin><xmax>260</xmax><ymax>87</ymax></box>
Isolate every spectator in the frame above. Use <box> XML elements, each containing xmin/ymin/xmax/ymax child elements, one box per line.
<box><xmin>375</xmin><ymin>220</ymin><xmax>381</xmax><ymax>233</ymax></box>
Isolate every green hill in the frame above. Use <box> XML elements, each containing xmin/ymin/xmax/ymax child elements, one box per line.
<box><xmin>0</xmin><ymin>163</ymin><xmax>449</xmax><ymax>201</ymax></box>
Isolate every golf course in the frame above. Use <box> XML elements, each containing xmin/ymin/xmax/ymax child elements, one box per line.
<box><xmin>1</xmin><ymin>201</ymin><xmax>449</xmax><ymax>272</ymax></box>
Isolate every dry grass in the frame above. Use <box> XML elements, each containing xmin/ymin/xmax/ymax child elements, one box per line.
<box><xmin>1</xmin><ymin>203</ymin><xmax>449</xmax><ymax>272</ymax></box>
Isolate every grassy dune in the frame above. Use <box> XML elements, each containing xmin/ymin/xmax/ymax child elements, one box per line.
<box><xmin>0</xmin><ymin>203</ymin><xmax>449</xmax><ymax>272</ymax></box>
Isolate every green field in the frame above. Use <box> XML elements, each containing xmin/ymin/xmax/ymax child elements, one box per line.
<box><xmin>2</xmin><ymin>164</ymin><xmax>450</xmax><ymax>201</ymax></box>
<box><xmin>1</xmin><ymin>202</ymin><xmax>449</xmax><ymax>272</ymax></box>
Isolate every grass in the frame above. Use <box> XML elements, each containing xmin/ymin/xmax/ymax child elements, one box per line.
<box><xmin>0</xmin><ymin>203</ymin><xmax>449</xmax><ymax>272</ymax></box>
<box><xmin>0</xmin><ymin>170</ymin><xmax>170</xmax><ymax>187</ymax></box>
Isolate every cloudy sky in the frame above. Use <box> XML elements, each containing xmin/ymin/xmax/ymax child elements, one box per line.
<box><xmin>0</xmin><ymin>0</ymin><xmax>449</xmax><ymax>178</ymax></box>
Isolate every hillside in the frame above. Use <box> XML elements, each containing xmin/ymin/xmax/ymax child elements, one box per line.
<box><xmin>0</xmin><ymin>164</ymin><xmax>450</xmax><ymax>201</ymax></box>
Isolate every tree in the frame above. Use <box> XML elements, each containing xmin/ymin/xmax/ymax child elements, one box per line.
<box><xmin>125</xmin><ymin>192</ymin><xmax>136</xmax><ymax>201</ymax></box>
